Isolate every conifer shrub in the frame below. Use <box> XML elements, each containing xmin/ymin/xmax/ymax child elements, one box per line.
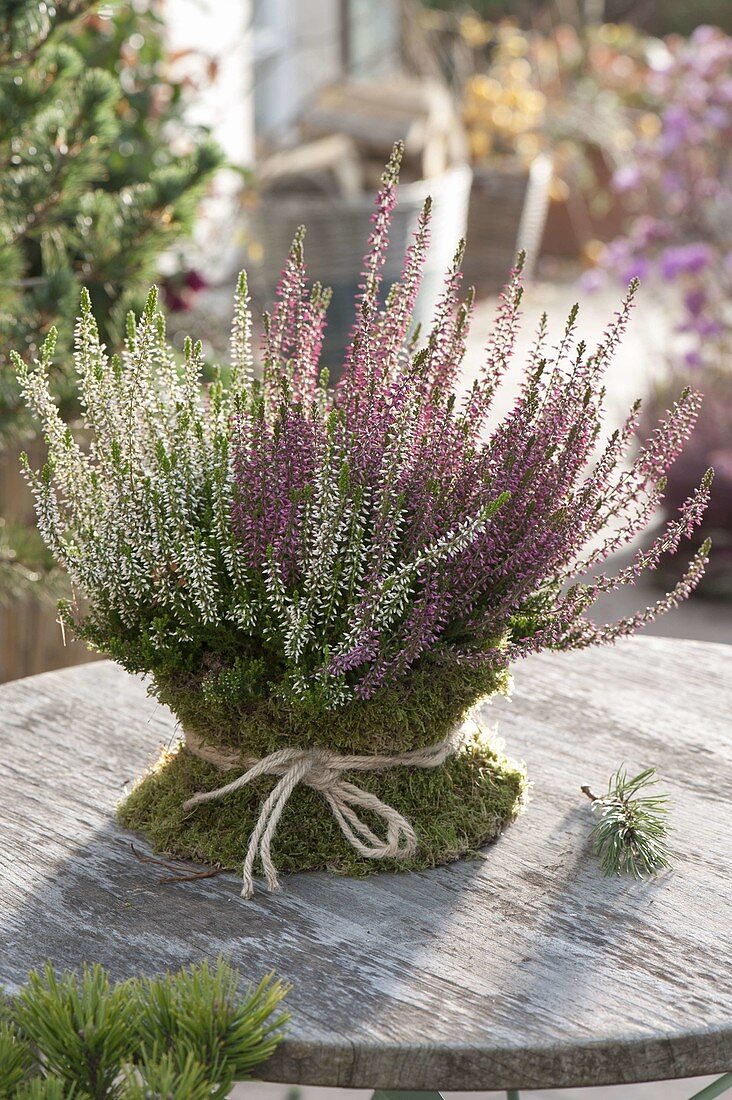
<box><xmin>15</xmin><ymin>147</ymin><xmax>711</xmax><ymax>890</ymax></box>
<box><xmin>0</xmin><ymin>957</ymin><xmax>287</xmax><ymax>1098</ymax></box>
<box><xmin>0</xmin><ymin>0</ymin><xmax>221</xmax><ymax>441</ymax></box>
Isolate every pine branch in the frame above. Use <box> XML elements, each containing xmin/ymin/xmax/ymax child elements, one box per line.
<box><xmin>582</xmin><ymin>766</ymin><xmax>673</xmax><ymax>879</ymax></box>
<box><xmin>6</xmin><ymin>956</ymin><xmax>287</xmax><ymax>1097</ymax></box>
<box><xmin>0</xmin><ymin>1020</ymin><xmax>34</xmax><ymax>1096</ymax></box>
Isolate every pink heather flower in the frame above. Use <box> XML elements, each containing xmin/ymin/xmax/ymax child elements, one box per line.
<box><xmin>230</xmin><ymin>146</ymin><xmax>711</xmax><ymax>704</ymax></box>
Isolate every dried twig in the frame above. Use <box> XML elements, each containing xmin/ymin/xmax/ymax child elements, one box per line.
<box><xmin>130</xmin><ymin>843</ymin><xmax>227</xmax><ymax>885</ymax></box>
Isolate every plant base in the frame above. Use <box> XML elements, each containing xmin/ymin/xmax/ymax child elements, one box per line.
<box><xmin>119</xmin><ymin>730</ymin><xmax>526</xmax><ymax>880</ymax></box>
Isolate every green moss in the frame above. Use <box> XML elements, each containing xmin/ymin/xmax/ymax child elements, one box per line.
<box><xmin>118</xmin><ymin>661</ymin><xmax>526</xmax><ymax>883</ymax></box>
<box><xmin>118</xmin><ymin>729</ymin><xmax>525</xmax><ymax>877</ymax></box>
<box><xmin>153</xmin><ymin>659</ymin><xmax>511</xmax><ymax>756</ymax></box>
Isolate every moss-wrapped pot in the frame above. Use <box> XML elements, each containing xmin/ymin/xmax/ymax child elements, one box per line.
<box><xmin>119</xmin><ymin>661</ymin><xmax>527</xmax><ymax>881</ymax></box>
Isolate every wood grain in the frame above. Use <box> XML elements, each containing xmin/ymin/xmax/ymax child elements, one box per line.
<box><xmin>0</xmin><ymin>637</ymin><xmax>730</xmax><ymax>1092</ymax></box>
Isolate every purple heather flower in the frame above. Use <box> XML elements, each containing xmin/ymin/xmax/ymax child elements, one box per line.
<box><xmin>226</xmin><ymin>147</ymin><xmax>711</xmax><ymax>701</ymax></box>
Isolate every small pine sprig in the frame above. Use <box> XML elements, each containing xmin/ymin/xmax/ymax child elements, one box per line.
<box><xmin>582</xmin><ymin>766</ymin><xmax>673</xmax><ymax>879</ymax></box>
<box><xmin>132</xmin><ymin>958</ymin><xmax>289</xmax><ymax>1093</ymax></box>
<box><xmin>122</xmin><ymin>1051</ymin><xmax>214</xmax><ymax>1100</ymax></box>
<box><xmin>12</xmin><ymin>962</ymin><xmax>134</xmax><ymax>1098</ymax></box>
<box><xmin>13</xmin><ymin>1080</ymin><xmax>80</xmax><ymax>1100</ymax></box>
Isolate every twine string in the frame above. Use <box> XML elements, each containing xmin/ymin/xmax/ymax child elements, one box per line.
<box><xmin>182</xmin><ymin>731</ymin><xmax>463</xmax><ymax>899</ymax></box>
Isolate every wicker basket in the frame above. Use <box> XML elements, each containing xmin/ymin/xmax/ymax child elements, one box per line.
<box><xmin>238</xmin><ymin>165</ymin><xmax>473</xmax><ymax>376</ymax></box>
<box><xmin>462</xmin><ymin>154</ymin><xmax>552</xmax><ymax>296</ymax></box>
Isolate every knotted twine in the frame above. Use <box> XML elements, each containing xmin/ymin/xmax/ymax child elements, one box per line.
<box><xmin>182</xmin><ymin>726</ymin><xmax>467</xmax><ymax>899</ymax></box>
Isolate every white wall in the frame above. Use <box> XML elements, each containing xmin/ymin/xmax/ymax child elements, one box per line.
<box><xmin>164</xmin><ymin>0</ymin><xmax>255</xmax><ymax>167</ymax></box>
<box><xmin>160</xmin><ymin>0</ymin><xmax>400</xmax><ymax>279</ymax></box>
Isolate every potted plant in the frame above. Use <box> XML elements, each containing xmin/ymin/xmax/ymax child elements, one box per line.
<box><xmin>15</xmin><ymin>148</ymin><xmax>711</xmax><ymax>898</ymax></box>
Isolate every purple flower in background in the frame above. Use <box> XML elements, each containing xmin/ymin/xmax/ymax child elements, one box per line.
<box><xmin>706</xmin><ymin>105</ymin><xmax>728</xmax><ymax>129</ymax></box>
<box><xmin>185</xmin><ymin>270</ymin><xmax>207</xmax><ymax>292</ymax></box>
<box><xmin>691</xmin><ymin>25</ymin><xmax>718</xmax><ymax>47</ymax></box>
<box><xmin>684</xmin><ymin>288</ymin><xmax>707</xmax><ymax>317</ymax></box>
<box><xmin>622</xmin><ymin>255</ymin><xmax>651</xmax><ymax>283</ymax></box>
<box><xmin>659</xmin><ymin>243</ymin><xmax>714</xmax><ymax>280</ymax></box>
<box><xmin>612</xmin><ymin>163</ymin><xmax>642</xmax><ymax>193</ymax></box>
<box><xmin>633</xmin><ymin>216</ymin><xmax>668</xmax><ymax>246</ymax></box>
<box><xmin>661</xmin><ymin>104</ymin><xmax>694</xmax><ymax>150</ymax></box>
<box><xmin>599</xmin><ymin>26</ymin><xmax>732</xmax><ymax>365</ymax></box>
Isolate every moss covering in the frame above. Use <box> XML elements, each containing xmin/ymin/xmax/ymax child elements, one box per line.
<box><xmin>153</xmin><ymin>659</ymin><xmax>511</xmax><ymax>756</ymax></box>
<box><xmin>118</xmin><ymin>728</ymin><xmax>526</xmax><ymax>877</ymax></box>
<box><xmin>119</xmin><ymin>661</ymin><xmax>525</xmax><ymax>881</ymax></box>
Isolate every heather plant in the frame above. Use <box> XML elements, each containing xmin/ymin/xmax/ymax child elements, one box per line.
<box><xmin>15</xmin><ymin>147</ymin><xmax>711</xmax><ymax>891</ymax></box>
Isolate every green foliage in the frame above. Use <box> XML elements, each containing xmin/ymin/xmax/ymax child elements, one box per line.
<box><xmin>132</xmin><ymin>960</ymin><xmax>288</xmax><ymax>1097</ymax></box>
<box><xmin>0</xmin><ymin>0</ymin><xmax>221</xmax><ymax>442</ymax></box>
<box><xmin>14</xmin><ymin>1078</ymin><xmax>87</xmax><ymax>1100</ymax></box>
<box><xmin>13</xmin><ymin>964</ymin><xmax>136</xmax><ymax>1097</ymax></box>
<box><xmin>122</xmin><ymin>1051</ymin><xmax>211</xmax><ymax>1100</ymax></box>
<box><xmin>584</xmin><ymin>766</ymin><xmax>673</xmax><ymax>878</ymax></box>
<box><xmin>158</xmin><ymin>658</ymin><xmax>509</xmax><ymax>756</ymax></box>
<box><xmin>0</xmin><ymin>1021</ymin><xmax>34</xmax><ymax>1096</ymax></box>
<box><xmin>1</xmin><ymin>957</ymin><xmax>287</xmax><ymax>1099</ymax></box>
<box><xmin>71</xmin><ymin>3</ymin><xmax>195</xmax><ymax>190</ymax></box>
<box><xmin>0</xmin><ymin>521</ymin><xmax>52</xmax><ymax>606</ymax></box>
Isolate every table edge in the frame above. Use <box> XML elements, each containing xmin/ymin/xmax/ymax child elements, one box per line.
<box><xmin>260</xmin><ymin>1024</ymin><xmax>732</xmax><ymax>1090</ymax></box>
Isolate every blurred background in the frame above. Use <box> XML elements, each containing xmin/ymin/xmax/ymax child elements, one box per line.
<box><xmin>1</xmin><ymin>0</ymin><xmax>730</xmax><ymax>688</ymax></box>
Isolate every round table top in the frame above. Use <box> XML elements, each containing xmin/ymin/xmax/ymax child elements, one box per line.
<box><xmin>1</xmin><ymin>636</ymin><xmax>730</xmax><ymax>1092</ymax></box>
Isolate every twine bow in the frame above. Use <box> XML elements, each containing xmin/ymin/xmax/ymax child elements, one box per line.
<box><xmin>183</xmin><ymin>734</ymin><xmax>462</xmax><ymax>899</ymax></box>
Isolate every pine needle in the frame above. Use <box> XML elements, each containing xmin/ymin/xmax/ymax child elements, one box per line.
<box><xmin>582</xmin><ymin>766</ymin><xmax>672</xmax><ymax>879</ymax></box>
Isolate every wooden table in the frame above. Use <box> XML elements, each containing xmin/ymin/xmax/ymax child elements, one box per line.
<box><xmin>1</xmin><ymin>636</ymin><xmax>731</xmax><ymax>1098</ymax></box>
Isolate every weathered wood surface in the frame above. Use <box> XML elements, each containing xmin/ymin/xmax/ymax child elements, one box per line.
<box><xmin>0</xmin><ymin>637</ymin><xmax>730</xmax><ymax>1091</ymax></box>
